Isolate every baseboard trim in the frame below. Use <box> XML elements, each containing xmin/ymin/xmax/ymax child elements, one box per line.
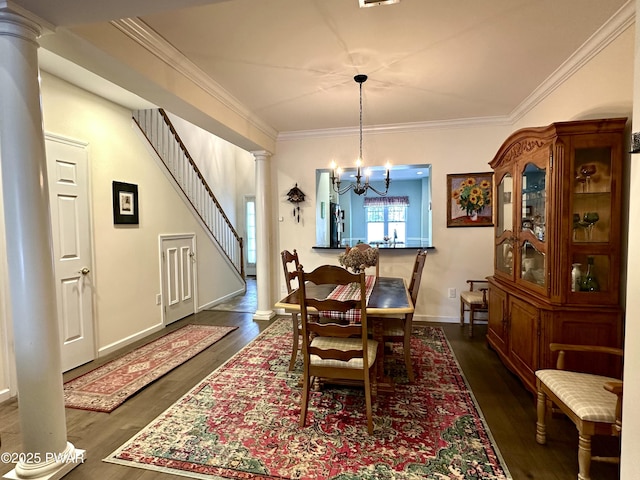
<box><xmin>98</xmin><ymin>323</ymin><xmax>164</xmax><ymax>357</ymax></box>
<box><xmin>199</xmin><ymin>287</ymin><xmax>246</xmax><ymax>311</ymax></box>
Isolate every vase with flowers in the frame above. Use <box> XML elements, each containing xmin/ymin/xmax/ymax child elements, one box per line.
<box><xmin>453</xmin><ymin>177</ymin><xmax>492</xmax><ymax>220</ymax></box>
<box><xmin>338</xmin><ymin>246</ymin><xmax>378</xmax><ymax>274</ymax></box>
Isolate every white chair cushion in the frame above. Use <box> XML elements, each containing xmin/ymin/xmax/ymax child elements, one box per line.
<box><xmin>536</xmin><ymin>369</ymin><xmax>619</xmax><ymax>423</ymax></box>
<box><xmin>460</xmin><ymin>290</ymin><xmax>486</xmax><ymax>305</ymax></box>
<box><xmin>310</xmin><ymin>337</ymin><xmax>378</xmax><ymax>369</ymax></box>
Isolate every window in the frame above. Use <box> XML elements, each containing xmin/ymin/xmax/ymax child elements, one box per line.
<box><xmin>365</xmin><ymin>197</ymin><xmax>408</xmax><ymax>244</ymax></box>
<box><xmin>245</xmin><ymin>197</ymin><xmax>256</xmax><ymax>266</ymax></box>
<box><xmin>315</xmin><ymin>164</ymin><xmax>432</xmax><ymax>248</ymax></box>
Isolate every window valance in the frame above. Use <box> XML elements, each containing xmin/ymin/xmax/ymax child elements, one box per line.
<box><xmin>363</xmin><ymin>196</ymin><xmax>410</xmax><ymax>207</ymax></box>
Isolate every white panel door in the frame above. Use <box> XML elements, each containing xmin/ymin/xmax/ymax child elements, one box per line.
<box><xmin>46</xmin><ymin>136</ymin><xmax>95</xmax><ymax>372</ymax></box>
<box><xmin>161</xmin><ymin>235</ymin><xmax>196</xmax><ymax>324</ymax></box>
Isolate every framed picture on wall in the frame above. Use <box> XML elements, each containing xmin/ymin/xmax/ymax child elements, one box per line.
<box><xmin>112</xmin><ymin>181</ymin><xmax>139</xmax><ymax>225</ymax></box>
<box><xmin>446</xmin><ymin>172</ymin><xmax>494</xmax><ymax>227</ymax></box>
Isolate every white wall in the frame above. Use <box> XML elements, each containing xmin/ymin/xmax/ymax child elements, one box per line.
<box><xmin>272</xmin><ymin>25</ymin><xmax>634</xmax><ymax>325</ymax></box>
<box><xmin>38</xmin><ymin>72</ymin><xmax>244</xmax><ymax>353</ymax></box>
<box><xmin>274</xmin><ymin>124</ymin><xmax>512</xmax><ymax>321</ymax></box>
<box><xmin>0</xmin><ymin>71</ymin><xmax>248</xmax><ymax>398</ymax></box>
<box><xmin>167</xmin><ymin>112</ymin><xmax>255</xmax><ymax>227</ymax></box>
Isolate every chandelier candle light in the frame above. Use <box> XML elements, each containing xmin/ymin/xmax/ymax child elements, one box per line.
<box><xmin>330</xmin><ymin>74</ymin><xmax>391</xmax><ymax>196</ymax></box>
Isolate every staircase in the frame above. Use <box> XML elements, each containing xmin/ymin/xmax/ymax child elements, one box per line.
<box><xmin>132</xmin><ymin>108</ymin><xmax>244</xmax><ymax>279</ymax></box>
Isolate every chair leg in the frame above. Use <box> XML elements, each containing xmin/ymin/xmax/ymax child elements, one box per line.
<box><xmin>469</xmin><ymin>306</ymin><xmax>475</xmax><ymax>337</ymax></box>
<box><xmin>536</xmin><ymin>388</ymin><xmax>547</xmax><ymax>444</ymax></box>
<box><xmin>460</xmin><ymin>299</ymin><xmax>465</xmax><ymax>327</ymax></box>
<box><xmin>289</xmin><ymin>313</ymin><xmax>299</xmax><ymax>371</ymax></box>
<box><xmin>363</xmin><ymin>368</ymin><xmax>374</xmax><ymax>435</ymax></box>
<box><xmin>404</xmin><ymin>330</ymin><xmax>415</xmax><ymax>382</ymax></box>
<box><xmin>299</xmin><ymin>364</ymin><xmax>310</xmax><ymax>428</ymax></box>
<box><xmin>578</xmin><ymin>433</ymin><xmax>592</xmax><ymax>480</ymax></box>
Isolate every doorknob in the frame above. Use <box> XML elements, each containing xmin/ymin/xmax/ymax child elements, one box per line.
<box><xmin>79</xmin><ymin>267</ymin><xmax>90</xmax><ymax>275</ymax></box>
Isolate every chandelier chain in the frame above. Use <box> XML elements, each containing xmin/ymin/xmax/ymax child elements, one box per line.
<box><xmin>329</xmin><ymin>74</ymin><xmax>391</xmax><ymax>196</ymax></box>
<box><xmin>359</xmin><ymin>80</ymin><xmax>363</xmax><ymax>161</ymax></box>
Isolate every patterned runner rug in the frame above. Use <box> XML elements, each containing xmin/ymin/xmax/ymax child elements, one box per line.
<box><xmin>104</xmin><ymin>318</ymin><xmax>511</xmax><ymax>479</ymax></box>
<box><xmin>64</xmin><ymin>324</ymin><xmax>237</xmax><ymax>413</ymax></box>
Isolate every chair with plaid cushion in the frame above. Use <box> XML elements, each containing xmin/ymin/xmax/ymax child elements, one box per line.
<box><xmin>535</xmin><ymin>343</ymin><xmax>624</xmax><ymax>480</ymax></box>
<box><xmin>459</xmin><ymin>279</ymin><xmax>488</xmax><ymax>337</ymax></box>
<box><xmin>296</xmin><ymin>264</ymin><xmax>378</xmax><ymax>434</ymax></box>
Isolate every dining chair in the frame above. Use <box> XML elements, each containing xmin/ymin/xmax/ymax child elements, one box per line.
<box><xmin>281</xmin><ymin>249</ymin><xmax>302</xmax><ymax>370</ymax></box>
<box><xmin>370</xmin><ymin>249</ymin><xmax>427</xmax><ymax>383</ymax></box>
<box><xmin>535</xmin><ymin>343</ymin><xmax>624</xmax><ymax>480</ymax></box>
<box><xmin>296</xmin><ymin>264</ymin><xmax>378</xmax><ymax>435</ymax></box>
<box><xmin>459</xmin><ymin>279</ymin><xmax>489</xmax><ymax>337</ymax></box>
<box><xmin>345</xmin><ymin>243</ymin><xmax>380</xmax><ymax>277</ymax></box>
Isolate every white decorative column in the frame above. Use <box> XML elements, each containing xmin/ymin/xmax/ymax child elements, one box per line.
<box><xmin>620</xmin><ymin>1</ymin><xmax>640</xmax><ymax>476</ymax></box>
<box><xmin>0</xmin><ymin>10</ymin><xmax>83</xmax><ymax>480</ymax></box>
<box><xmin>252</xmin><ymin>150</ymin><xmax>276</xmax><ymax>321</ymax></box>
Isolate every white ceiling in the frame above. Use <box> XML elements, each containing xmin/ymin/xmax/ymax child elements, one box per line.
<box><xmin>12</xmin><ymin>0</ymin><xmax>632</xmax><ymax>135</ymax></box>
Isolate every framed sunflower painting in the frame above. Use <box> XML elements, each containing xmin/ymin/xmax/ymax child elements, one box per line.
<box><xmin>447</xmin><ymin>172</ymin><xmax>494</xmax><ymax>227</ymax></box>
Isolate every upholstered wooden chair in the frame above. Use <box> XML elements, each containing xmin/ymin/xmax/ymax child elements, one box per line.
<box><xmin>296</xmin><ymin>264</ymin><xmax>378</xmax><ymax>434</ymax></box>
<box><xmin>459</xmin><ymin>279</ymin><xmax>489</xmax><ymax>337</ymax></box>
<box><xmin>535</xmin><ymin>343</ymin><xmax>624</xmax><ymax>480</ymax></box>
<box><xmin>344</xmin><ymin>243</ymin><xmax>380</xmax><ymax>277</ymax></box>
<box><xmin>281</xmin><ymin>249</ymin><xmax>301</xmax><ymax>370</ymax></box>
<box><xmin>369</xmin><ymin>249</ymin><xmax>427</xmax><ymax>382</ymax></box>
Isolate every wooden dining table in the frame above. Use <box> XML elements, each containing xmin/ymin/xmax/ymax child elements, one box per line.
<box><xmin>274</xmin><ymin>276</ymin><xmax>414</xmax><ymax>392</ymax></box>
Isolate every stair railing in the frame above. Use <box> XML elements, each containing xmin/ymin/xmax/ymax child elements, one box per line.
<box><xmin>133</xmin><ymin>108</ymin><xmax>244</xmax><ymax>278</ymax></box>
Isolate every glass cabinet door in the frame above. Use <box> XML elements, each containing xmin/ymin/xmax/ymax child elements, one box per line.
<box><xmin>570</xmin><ymin>146</ymin><xmax>614</xmax><ymax>298</ymax></box>
<box><xmin>519</xmin><ymin>162</ymin><xmax>547</xmax><ymax>289</ymax></box>
<box><xmin>495</xmin><ymin>173</ymin><xmax>514</xmax><ymax>278</ymax></box>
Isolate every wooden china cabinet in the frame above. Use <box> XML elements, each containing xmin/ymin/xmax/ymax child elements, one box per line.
<box><xmin>487</xmin><ymin>118</ymin><xmax>626</xmax><ymax>394</ymax></box>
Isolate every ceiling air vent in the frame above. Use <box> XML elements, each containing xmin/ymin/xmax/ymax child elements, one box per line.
<box><xmin>359</xmin><ymin>0</ymin><xmax>400</xmax><ymax>7</ymax></box>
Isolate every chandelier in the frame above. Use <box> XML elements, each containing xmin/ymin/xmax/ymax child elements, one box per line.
<box><xmin>330</xmin><ymin>74</ymin><xmax>391</xmax><ymax>196</ymax></box>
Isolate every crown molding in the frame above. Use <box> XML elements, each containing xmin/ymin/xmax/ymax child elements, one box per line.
<box><xmin>509</xmin><ymin>0</ymin><xmax>634</xmax><ymax>123</ymax></box>
<box><xmin>110</xmin><ymin>1</ymin><xmax>634</xmax><ymax>145</ymax></box>
<box><xmin>277</xmin><ymin>115</ymin><xmax>512</xmax><ymax>141</ymax></box>
<box><xmin>110</xmin><ymin>18</ymin><xmax>278</xmax><ymax>142</ymax></box>
<box><xmin>280</xmin><ymin>0</ymin><xmax>635</xmax><ymax>142</ymax></box>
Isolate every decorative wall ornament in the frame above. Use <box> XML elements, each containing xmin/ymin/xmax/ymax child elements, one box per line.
<box><xmin>446</xmin><ymin>172</ymin><xmax>494</xmax><ymax>227</ymax></box>
<box><xmin>286</xmin><ymin>183</ymin><xmax>306</xmax><ymax>223</ymax></box>
<box><xmin>112</xmin><ymin>181</ymin><xmax>139</xmax><ymax>225</ymax></box>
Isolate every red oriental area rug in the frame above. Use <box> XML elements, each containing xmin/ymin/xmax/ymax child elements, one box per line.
<box><xmin>64</xmin><ymin>324</ymin><xmax>237</xmax><ymax>413</ymax></box>
<box><xmin>104</xmin><ymin>318</ymin><xmax>511</xmax><ymax>479</ymax></box>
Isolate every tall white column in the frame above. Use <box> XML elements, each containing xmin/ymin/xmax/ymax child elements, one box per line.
<box><xmin>252</xmin><ymin>150</ymin><xmax>275</xmax><ymax>321</ymax></box>
<box><xmin>0</xmin><ymin>10</ymin><xmax>83</xmax><ymax>479</ymax></box>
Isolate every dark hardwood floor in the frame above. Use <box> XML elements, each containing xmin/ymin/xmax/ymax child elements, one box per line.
<box><xmin>0</xmin><ymin>296</ymin><xmax>620</xmax><ymax>479</ymax></box>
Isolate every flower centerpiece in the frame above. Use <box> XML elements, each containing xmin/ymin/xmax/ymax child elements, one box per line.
<box><xmin>453</xmin><ymin>177</ymin><xmax>491</xmax><ymax>219</ymax></box>
<box><xmin>338</xmin><ymin>246</ymin><xmax>378</xmax><ymax>273</ymax></box>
